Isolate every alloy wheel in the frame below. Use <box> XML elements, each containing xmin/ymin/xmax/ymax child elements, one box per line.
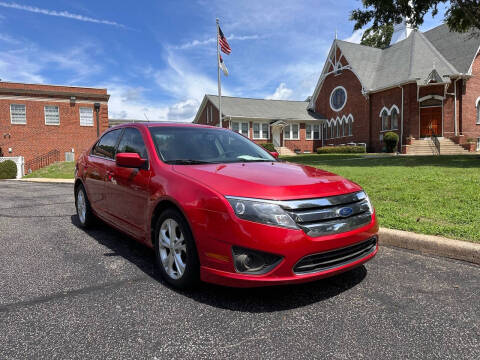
<box><xmin>77</xmin><ymin>189</ymin><xmax>86</xmax><ymax>225</ymax></box>
<box><xmin>158</xmin><ymin>218</ymin><xmax>187</xmax><ymax>280</ymax></box>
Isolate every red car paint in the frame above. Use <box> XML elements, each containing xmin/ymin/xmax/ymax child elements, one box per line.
<box><xmin>75</xmin><ymin>123</ymin><xmax>378</xmax><ymax>287</ymax></box>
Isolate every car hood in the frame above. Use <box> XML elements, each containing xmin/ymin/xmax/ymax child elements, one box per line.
<box><xmin>173</xmin><ymin>161</ymin><xmax>362</xmax><ymax>200</ymax></box>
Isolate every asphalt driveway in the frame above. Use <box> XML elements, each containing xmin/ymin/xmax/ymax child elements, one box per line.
<box><xmin>0</xmin><ymin>181</ymin><xmax>479</xmax><ymax>359</ymax></box>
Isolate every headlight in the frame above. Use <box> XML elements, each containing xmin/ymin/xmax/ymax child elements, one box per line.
<box><xmin>364</xmin><ymin>193</ymin><xmax>374</xmax><ymax>214</ymax></box>
<box><xmin>226</xmin><ymin>197</ymin><xmax>298</xmax><ymax>229</ymax></box>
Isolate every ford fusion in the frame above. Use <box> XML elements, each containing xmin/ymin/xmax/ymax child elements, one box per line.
<box><xmin>74</xmin><ymin>123</ymin><xmax>378</xmax><ymax>288</ymax></box>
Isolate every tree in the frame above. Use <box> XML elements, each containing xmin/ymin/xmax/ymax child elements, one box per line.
<box><xmin>360</xmin><ymin>24</ymin><xmax>394</xmax><ymax>48</ymax></box>
<box><xmin>351</xmin><ymin>0</ymin><xmax>480</xmax><ymax>36</ymax></box>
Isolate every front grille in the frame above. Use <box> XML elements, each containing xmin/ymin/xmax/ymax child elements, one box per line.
<box><xmin>277</xmin><ymin>191</ymin><xmax>373</xmax><ymax>237</ymax></box>
<box><xmin>293</xmin><ymin>237</ymin><xmax>377</xmax><ymax>274</ymax></box>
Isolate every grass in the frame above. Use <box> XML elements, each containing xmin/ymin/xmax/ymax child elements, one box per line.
<box><xmin>24</xmin><ymin>161</ymin><xmax>75</xmax><ymax>179</ymax></box>
<box><xmin>282</xmin><ymin>154</ymin><xmax>480</xmax><ymax>243</ymax></box>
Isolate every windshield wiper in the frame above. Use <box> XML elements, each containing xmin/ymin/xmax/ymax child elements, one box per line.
<box><xmin>166</xmin><ymin>159</ymin><xmax>215</xmax><ymax>165</ymax></box>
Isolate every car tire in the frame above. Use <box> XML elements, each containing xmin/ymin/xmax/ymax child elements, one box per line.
<box><xmin>154</xmin><ymin>208</ymin><xmax>199</xmax><ymax>289</ymax></box>
<box><xmin>75</xmin><ymin>184</ymin><xmax>95</xmax><ymax>228</ymax></box>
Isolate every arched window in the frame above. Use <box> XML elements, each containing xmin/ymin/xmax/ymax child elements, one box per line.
<box><xmin>381</xmin><ymin>110</ymin><xmax>389</xmax><ymax>131</ymax></box>
<box><xmin>476</xmin><ymin>98</ymin><xmax>480</xmax><ymax>125</ymax></box>
<box><xmin>330</xmin><ymin>123</ymin><xmax>335</xmax><ymax>139</ymax></box>
<box><xmin>391</xmin><ymin>108</ymin><xmax>399</xmax><ymax>130</ymax></box>
<box><xmin>348</xmin><ymin>117</ymin><xmax>353</xmax><ymax>136</ymax></box>
<box><xmin>336</xmin><ymin>122</ymin><xmax>340</xmax><ymax>138</ymax></box>
<box><xmin>323</xmin><ymin>123</ymin><xmax>328</xmax><ymax>140</ymax></box>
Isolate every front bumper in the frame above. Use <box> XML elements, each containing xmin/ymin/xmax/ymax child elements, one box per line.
<box><xmin>198</xmin><ymin>211</ymin><xmax>379</xmax><ymax>287</ymax></box>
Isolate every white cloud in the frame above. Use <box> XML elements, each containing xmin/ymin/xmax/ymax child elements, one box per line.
<box><xmin>166</xmin><ymin>99</ymin><xmax>199</xmax><ymax>120</ymax></box>
<box><xmin>343</xmin><ymin>29</ymin><xmax>364</xmax><ymax>44</ymax></box>
<box><xmin>0</xmin><ymin>1</ymin><xmax>125</xmax><ymax>27</ymax></box>
<box><xmin>173</xmin><ymin>33</ymin><xmax>260</xmax><ymax>50</ymax></box>
<box><xmin>266</xmin><ymin>83</ymin><xmax>293</xmax><ymax>100</ymax></box>
<box><xmin>0</xmin><ymin>33</ymin><xmax>19</xmax><ymax>44</ymax></box>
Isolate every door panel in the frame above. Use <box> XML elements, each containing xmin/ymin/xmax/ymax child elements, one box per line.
<box><xmin>84</xmin><ymin>156</ymin><xmax>107</xmax><ymax>210</ymax></box>
<box><xmin>105</xmin><ymin>127</ymin><xmax>151</xmax><ymax>238</ymax></box>
<box><xmin>420</xmin><ymin>107</ymin><xmax>442</xmax><ymax>137</ymax></box>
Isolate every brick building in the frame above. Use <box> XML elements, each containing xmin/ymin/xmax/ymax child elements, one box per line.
<box><xmin>194</xmin><ymin>24</ymin><xmax>480</xmax><ymax>154</ymax></box>
<box><xmin>0</xmin><ymin>82</ymin><xmax>109</xmax><ymax>171</ymax></box>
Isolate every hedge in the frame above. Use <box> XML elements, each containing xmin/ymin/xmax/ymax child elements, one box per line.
<box><xmin>260</xmin><ymin>143</ymin><xmax>276</xmax><ymax>152</ymax></box>
<box><xmin>0</xmin><ymin>160</ymin><xmax>17</xmax><ymax>179</ymax></box>
<box><xmin>316</xmin><ymin>146</ymin><xmax>366</xmax><ymax>154</ymax></box>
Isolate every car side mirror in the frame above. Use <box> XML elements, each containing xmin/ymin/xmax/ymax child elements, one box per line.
<box><xmin>269</xmin><ymin>151</ymin><xmax>279</xmax><ymax>159</ymax></box>
<box><xmin>116</xmin><ymin>153</ymin><xmax>147</xmax><ymax>168</ymax></box>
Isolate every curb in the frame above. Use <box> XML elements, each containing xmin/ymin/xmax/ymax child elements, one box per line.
<box><xmin>17</xmin><ymin>178</ymin><xmax>74</xmax><ymax>184</ymax></box>
<box><xmin>379</xmin><ymin>227</ymin><xmax>480</xmax><ymax>265</ymax></box>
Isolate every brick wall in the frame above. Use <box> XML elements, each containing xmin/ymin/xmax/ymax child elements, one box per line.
<box><xmin>461</xmin><ymin>53</ymin><xmax>480</xmax><ymax>141</ymax></box>
<box><xmin>0</xmin><ymin>82</ymin><xmax>109</xmax><ymax>168</ymax></box>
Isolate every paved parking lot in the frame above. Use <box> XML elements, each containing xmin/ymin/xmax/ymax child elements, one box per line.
<box><xmin>0</xmin><ymin>181</ymin><xmax>479</xmax><ymax>359</ymax></box>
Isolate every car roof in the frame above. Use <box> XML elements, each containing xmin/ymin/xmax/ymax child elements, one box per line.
<box><xmin>108</xmin><ymin>122</ymin><xmax>220</xmax><ymax>131</ymax></box>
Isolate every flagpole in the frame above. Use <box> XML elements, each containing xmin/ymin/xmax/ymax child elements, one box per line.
<box><xmin>216</xmin><ymin>18</ymin><xmax>222</xmax><ymax>128</ymax></box>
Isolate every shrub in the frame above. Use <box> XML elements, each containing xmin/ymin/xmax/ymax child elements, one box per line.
<box><xmin>260</xmin><ymin>143</ymin><xmax>276</xmax><ymax>152</ymax></box>
<box><xmin>384</xmin><ymin>132</ymin><xmax>399</xmax><ymax>153</ymax></box>
<box><xmin>0</xmin><ymin>160</ymin><xmax>17</xmax><ymax>179</ymax></box>
<box><xmin>316</xmin><ymin>146</ymin><xmax>366</xmax><ymax>154</ymax></box>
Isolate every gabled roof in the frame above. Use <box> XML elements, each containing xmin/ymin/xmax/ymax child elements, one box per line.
<box><xmin>194</xmin><ymin>95</ymin><xmax>325</xmax><ymax>123</ymax></box>
<box><xmin>311</xmin><ymin>24</ymin><xmax>479</xmax><ymax>105</ymax></box>
<box><xmin>336</xmin><ymin>30</ymin><xmax>457</xmax><ymax>92</ymax></box>
<box><xmin>424</xmin><ymin>24</ymin><xmax>480</xmax><ymax>74</ymax></box>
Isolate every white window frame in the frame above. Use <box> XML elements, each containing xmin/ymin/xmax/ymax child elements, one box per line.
<box><xmin>79</xmin><ymin>107</ymin><xmax>94</xmax><ymax>127</ymax></box>
<box><xmin>306</xmin><ymin>123</ymin><xmax>321</xmax><ymax>140</ymax></box>
<box><xmin>329</xmin><ymin>86</ymin><xmax>347</xmax><ymax>112</ymax></box>
<box><xmin>252</xmin><ymin>122</ymin><xmax>269</xmax><ymax>140</ymax></box>
<box><xmin>284</xmin><ymin>123</ymin><xmax>300</xmax><ymax>140</ymax></box>
<box><xmin>231</xmin><ymin>121</ymin><xmax>249</xmax><ymax>137</ymax></box>
<box><xmin>10</xmin><ymin>104</ymin><xmax>26</xmax><ymax>125</ymax></box>
<box><xmin>44</xmin><ymin>105</ymin><xmax>60</xmax><ymax>126</ymax></box>
<box><xmin>476</xmin><ymin>97</ymin><xmax>480</xmax><ymax>125</ymax></box>
<box><xmin>381</xmin><ymin>110</ymin><xmax>389</xmax><ymax>131</ymax></box>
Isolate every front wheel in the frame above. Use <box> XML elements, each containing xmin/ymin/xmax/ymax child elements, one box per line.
<box><xmin>154</xmin><ymin>209</ymin><xmax>199</xmax><ymax>289</ymax></box>
<box><xmin>75</xmin><ymin>184</ymin><xmax>95</xmax><ymax>228</ymax></box>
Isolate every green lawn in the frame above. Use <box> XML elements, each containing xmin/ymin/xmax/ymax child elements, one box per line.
<box><xmin>282</xmin><ymin>154</ymin><xmax>480</xmax><ymax>243</ymax></box>
<box><xmin>24</xmin><ymin>161</ymin><xmax>75</xmax><ymax>179</ymax></box>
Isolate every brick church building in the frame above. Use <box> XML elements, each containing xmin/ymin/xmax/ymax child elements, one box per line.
<box><xmin>195</xmin><ymin>23</ymin><xmax>480</xmax><ymax>154</ymax></box>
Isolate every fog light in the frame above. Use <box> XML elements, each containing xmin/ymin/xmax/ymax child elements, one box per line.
<box><xmin>232</xmin><ymin>246</ymin><xmax>282</xmax><ymax>275</ymax></box>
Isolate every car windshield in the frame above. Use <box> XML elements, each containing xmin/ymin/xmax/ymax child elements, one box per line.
<box><xmin>149</xmin><ymin>126</ymin><xmax>276</xmax><ymax>164</ymax></box>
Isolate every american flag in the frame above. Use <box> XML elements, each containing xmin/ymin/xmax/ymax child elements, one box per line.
<box><xmin>218</xmin><ymin>26</ymin><xmax>231</xmax><ymax>55</ymax></box>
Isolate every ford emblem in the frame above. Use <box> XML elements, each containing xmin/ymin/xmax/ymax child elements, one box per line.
<box><xmin>338</xmin><ymin>207</ymin><xmax>353</xmax><ymax>217</ymax></box>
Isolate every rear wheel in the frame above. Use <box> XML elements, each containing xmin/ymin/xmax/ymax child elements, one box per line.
<box><xmin>75</xmin><ymin>184</ymin><xmax>95</xmax><ymax>228</ymax></box>
<box><xmin>154</xmin><ymin>209</ymin><xmax>199</xmax><ymax>289</ymax></box>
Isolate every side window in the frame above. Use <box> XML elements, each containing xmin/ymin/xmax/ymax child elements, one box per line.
<box><xmin>117</xmin><ymin>127</ymin><xmax>148</xmax><ymax>159</ymax></box>
<box><xmin>92</xmin><ymin>129</ymin><xmax>122</xmax><ymax>159</ymax></box>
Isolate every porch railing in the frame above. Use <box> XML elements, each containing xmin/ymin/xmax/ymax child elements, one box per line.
<box><xmin>25</xmin><ymin>149</ymin><xmax>60</xmax><ymax>172</ymax></box>
<box><xmin>431</xmin><ymin>134</ymin><xmax>440</xmax><ymax>155</ymax></box>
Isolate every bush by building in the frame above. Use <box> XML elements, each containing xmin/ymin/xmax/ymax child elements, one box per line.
<box><xmin>260</xmin><ymin>143</ymin><xmax>276</xmax><ymax>152</ymax></box>
<box><xmin>0</xmin><ymin>160</ymin><xmax>17</xmax><ymax>179</ymax></box>
<box><xmin>316</xmin><ymin>146</ymin><xmax>366</xmax><ymax>154</ymax></box>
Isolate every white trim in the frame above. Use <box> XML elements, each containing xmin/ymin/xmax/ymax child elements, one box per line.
<box><xmin>305</xmin><ymin>123</ymin><xmax>321</xmax><ymax>140</ymax></box>
<box><xmin>44</xmin><ymin>105</ymin><xmax>60</xmax><ymax>126</ymax></box>
<box><xmin>390</xmin><ymin>104</ymin><xmax>400</xmax><ymax>115</ymax></box>
<box><xmin>467</xmin><ymin>46</ymin><xmax>480</xmax><ymax>75</ymax></box>
<box><xmin>252</xmin><ymin>121</ymin><xmax>270</xmax><ymax>140</ymax></box>
<box><xmin>230</xmin><ymin>121</ymin><xmax>249</xmax><ymax>138</ymax></box>
<box><xmin>284</xmin><ymin>123</ymin><xmax>300</xmax><ymax>140</ymax></box>
<box><xmin>476</xmin><ymin>97</ymin><xmax>480</xmax><ymax>125</ymax></box>
<box><xmin>79</xmin><ymin>106</ymin><xmax>94</xmax><ymax>127</ymax></box>
<box><xmin>418</xmin><ymin>95</ymin><xmax>444</xmax><ymax>103</ymax></box>
<box><xmin>10</xmin><ymin>103</ymin><xmax>26</xmax><ymax>125</ymax></box>
<box><xmin>379</xmin><ymin>106</ymin><xmax>390</xmax><ymax>117</ymax></box>
<box><xmin>329</xmin><ymin>86</ymin><xmax>347</xmax><ymax>112</ymax></box>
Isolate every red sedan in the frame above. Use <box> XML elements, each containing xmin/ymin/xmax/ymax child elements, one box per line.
<box><xmin>74</xmin><ymin>123</ymin><xmax>378</xmax><ymax>288</ymax></box>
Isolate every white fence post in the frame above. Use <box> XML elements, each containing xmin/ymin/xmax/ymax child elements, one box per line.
<box><xmin>0</xmin><ymin>156</ymin><xmax>25</xmax><ymax>179</ymax></box>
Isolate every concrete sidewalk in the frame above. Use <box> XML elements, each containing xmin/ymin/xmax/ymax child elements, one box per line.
<box><xmin>16</xmin><ymin>178</ymin><xmax>74</xmax><ymax>184</ymax></box>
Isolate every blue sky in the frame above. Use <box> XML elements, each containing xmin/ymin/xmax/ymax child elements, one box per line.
<box><xmin>0</xmin><ymin>0</ymin><xmax>448</xmax><ymax>121</ymax></box>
